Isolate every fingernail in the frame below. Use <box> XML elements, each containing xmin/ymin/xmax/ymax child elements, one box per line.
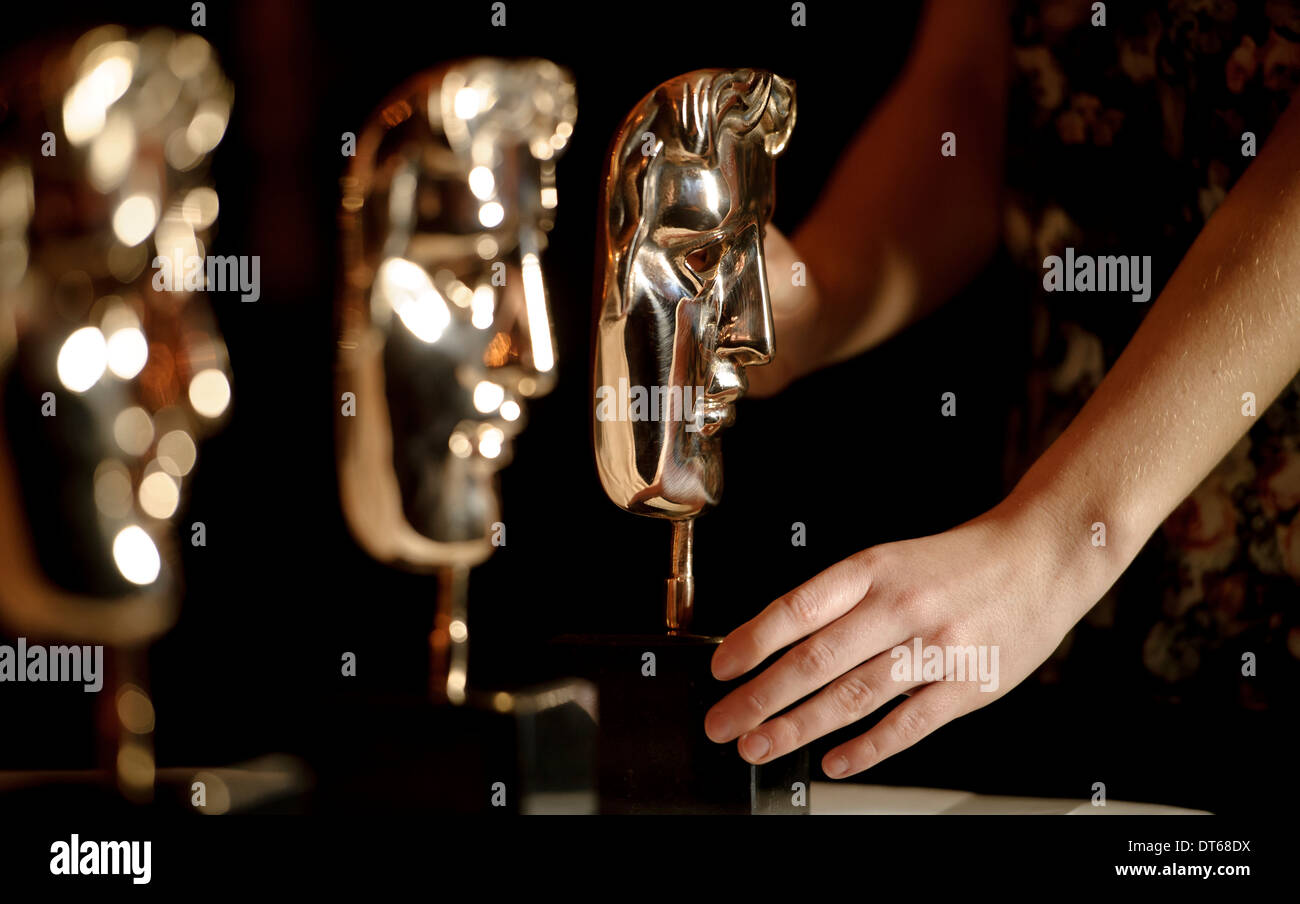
<box><xmin>704</xmin><ymin>711</ymin><xmax>734</xmax><ymax>742</ymax></box>
<box><xmin>740</xmin><ymin>732</ymin><xmax>771</xmax><ymax>762</ymax></box>
<box><xmin>825</xmin><ymin>755</ymin><xmax>849</xmax><ymax>779</ymax></box>
<box><xmin>713</xmin><ymin>647</ymin><xmax>741</xmax><ymax>680</ymax></box>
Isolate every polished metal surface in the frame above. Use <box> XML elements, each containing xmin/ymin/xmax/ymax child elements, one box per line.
<box><xmin>0</xmin><ymin>27</ymin><xmax>234</xmax><ymax>647</ymax></box>
<box><xmin>337</xmin><ymin>58</ymin><xmax>575</xmax><ymax>573</ymax></box>
<box><xmin>592</xmin><ymin>69</ymin><xmax>794</xmax><ymax>629</ymax></box>
<box><xmin>431</xmin><ymin>564</ymin><xmax>470</xmax><ymax>705</ymax></box>
<box><xmin>337</xmin><ymin>59</ymin><xmax>575</xmax><ymax>704</ymax></box>
<box><xmin>0</xmin><ymin>26</ymin><xmax>234</xmax><ymax>802</ymax></box>
<box><xmin>666</xmin><ymin>519</ymin><xmax>694</xmax><ymax>631</ymax></box>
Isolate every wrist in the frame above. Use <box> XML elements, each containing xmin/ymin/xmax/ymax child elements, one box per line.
<box><xmin>987</xmin><ymin>474</ymin><xmax>1147</xmax><ymax>613</ymax></box>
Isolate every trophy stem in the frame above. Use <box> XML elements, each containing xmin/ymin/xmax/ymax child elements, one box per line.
<box><xmin>666</xmin><ymin>519</ymin><xmax>695</xmax><ymax>634</ymax></box>
<box><xmin>97</xmin><ymin>645</ymin><xmax>155</xmax><ymax>803</ymax></box>
<box><xmin>431</xmin><ymin>565</ymin><xmax>470</xmax><ymax>705</ymax></box>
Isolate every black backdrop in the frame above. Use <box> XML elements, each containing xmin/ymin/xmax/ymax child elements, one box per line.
<box><xmin>2</xmin><ymin>0</ymin><xmax>1291</xmax><ymax>816</ymax></box>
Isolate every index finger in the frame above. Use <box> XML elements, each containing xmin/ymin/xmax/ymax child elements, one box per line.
<box><xmin>711</xmin><ymin>549</ymin><xmax>876</xmax><ymax>681</ymax></box>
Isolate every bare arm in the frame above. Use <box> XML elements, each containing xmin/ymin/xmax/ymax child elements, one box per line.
<box><xmin>708</xmin><ymin>93</ymin><xmax>1300</xmax><ymax>778</ymax></box>
<box><xmin>1013</xmin><ymin>90</ymin><xmax>1300</xmax><ymax>588</ymax></box>
<box><xmin>756</xmin><ymin>0</ymin><xmax>1010</xmax><ymax>394</ymax></box>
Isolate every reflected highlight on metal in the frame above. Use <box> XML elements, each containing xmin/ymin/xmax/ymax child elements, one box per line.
<box><xmin>336</xmin><ymin>58</ymin><xmax>575</xmax><ymax>702</ymax></box>
<box><xmin>592</xmin><ymin>69</ymin><xmax>794</xmax><ymax>631</ymax></box>
<box><xmin>0</xmin><ymin>25</ymin><xmax>234</xmax><ymax>801</ymax></box>
<box><xmin>0</xmin><ymin>25</ymin><xmax>233</xmax><ymax>643</ymax></box>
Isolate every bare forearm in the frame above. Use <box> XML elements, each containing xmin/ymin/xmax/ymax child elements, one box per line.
<box><xmin>1007</xmin><ymin>96</ymin><xmax>1300</xmax><ymax>593</ymax></box>
<box><xmin>782</xmin><ymin>0</ymin><xmax>1009</xmax><ymax>372</ymax></box>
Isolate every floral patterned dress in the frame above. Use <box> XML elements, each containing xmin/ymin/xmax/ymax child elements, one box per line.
<box><xmin>1004</xmin><ymin>0</ymin><xmax>1300</xmax><ymax>706</ymax></box>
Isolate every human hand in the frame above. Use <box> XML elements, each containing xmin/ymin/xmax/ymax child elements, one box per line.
<box><xmin>704</xmin><ymin>499</ymin><xmax>1112</xmax><ymax>778</ymax></box>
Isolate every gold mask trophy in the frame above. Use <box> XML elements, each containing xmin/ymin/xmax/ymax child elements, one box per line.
<box><xmin>332</xmin><ymin>58</ymin><xmax>595</xmax><ymax>814</ymax></box>
<box><xmin>0</xmin><ymin>26</ymin><xmax>235</xmax><ymax>806</ymax></box>
<box><xmin>561</xmin><ymin>68</ymin><xmax>808</xmax><ymax>813</ymax></box>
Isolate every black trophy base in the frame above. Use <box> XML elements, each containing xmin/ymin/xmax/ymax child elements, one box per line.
<box><xmin>313</xmin><ymin>680</ymin><xmax>597</xmax><ymax>815</ymax></box>
<box><xmin>550</xmin><ymin>633</ymin><xmax>810</xmax><ymax>815</ymax></box>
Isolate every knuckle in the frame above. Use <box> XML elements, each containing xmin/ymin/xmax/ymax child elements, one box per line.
<box><xmin>744</xmin><ymin>690</ymin><xmax>767</xmax><ymax>719</ymax></box>
<box><xmin>835</xmin><ymin>674</ymin><xmax>875</xmax><ymax>718</ymax></box>
<box><xmin>792</xmin><ymin>638</ymin><xmax>836</xmax><ymax>677</ymax></box>
<box><xmin>928</xmin><ymin>625</ymin><xmax>958</xmax><ymax>650</ymax></box>
<box><xmin>893</xmin><ymin>706</ymin><xmax>929</xmax><ymax>745</ymax></box>
<box><xmin>888</xmin><ymin>585</ymin><xmax>926</xmax><ymax>620</ymax></box>
<box><xmin>850</xmin><ymin>546</ymin><xmax>882</xmax><ymax>576</ymax></box>
<box><xmin>774</xmin><ymin>711</ymin><xmax>805</xmax><ymax>747</ymax></box>
<box><xmin>783</xmin><ymin>587</ymin><xmax>822</xmax><ymax>627</ymax></box>
<box><xmin>854</xmin><ymin>735</ymin><xmax>879</xmax><ymax>767</ymax></box>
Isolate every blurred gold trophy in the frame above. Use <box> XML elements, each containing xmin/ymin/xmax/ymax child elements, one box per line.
<box><xmin>333</xmin><ymin>58</ymin><xmax>594</xmax><ymax>812</ymax></box>
<box><xmin>0</xmin><ymin>27</ymin><xmax>234</xmax><ymax>802</ymax></box>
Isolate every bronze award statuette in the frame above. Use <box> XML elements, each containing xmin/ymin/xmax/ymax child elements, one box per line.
<box><xmin>559</xmin><ymin>69</ymin><xmax>809</xmax><ymax>813</ymax></box>
<box><xmin>0</xmin><ymin>26</ymin><xmax>236</xmax><ymax>808</ymax></box>
<box><xmin>330</xmin><ymin>58</ymin><xmax>595</xmax><ymax>814</ymax></box>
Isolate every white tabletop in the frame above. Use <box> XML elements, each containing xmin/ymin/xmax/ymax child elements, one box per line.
<box><xmin>810</xmin><ymin>782</ymin><xmax>1209</xmax><ymax>815</ymax></box>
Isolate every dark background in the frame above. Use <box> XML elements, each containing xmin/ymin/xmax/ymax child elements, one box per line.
<box><xmin>2</xmin><ymin>0</ymin><xmax>1292</xmax><ymax>815</ymax></box>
